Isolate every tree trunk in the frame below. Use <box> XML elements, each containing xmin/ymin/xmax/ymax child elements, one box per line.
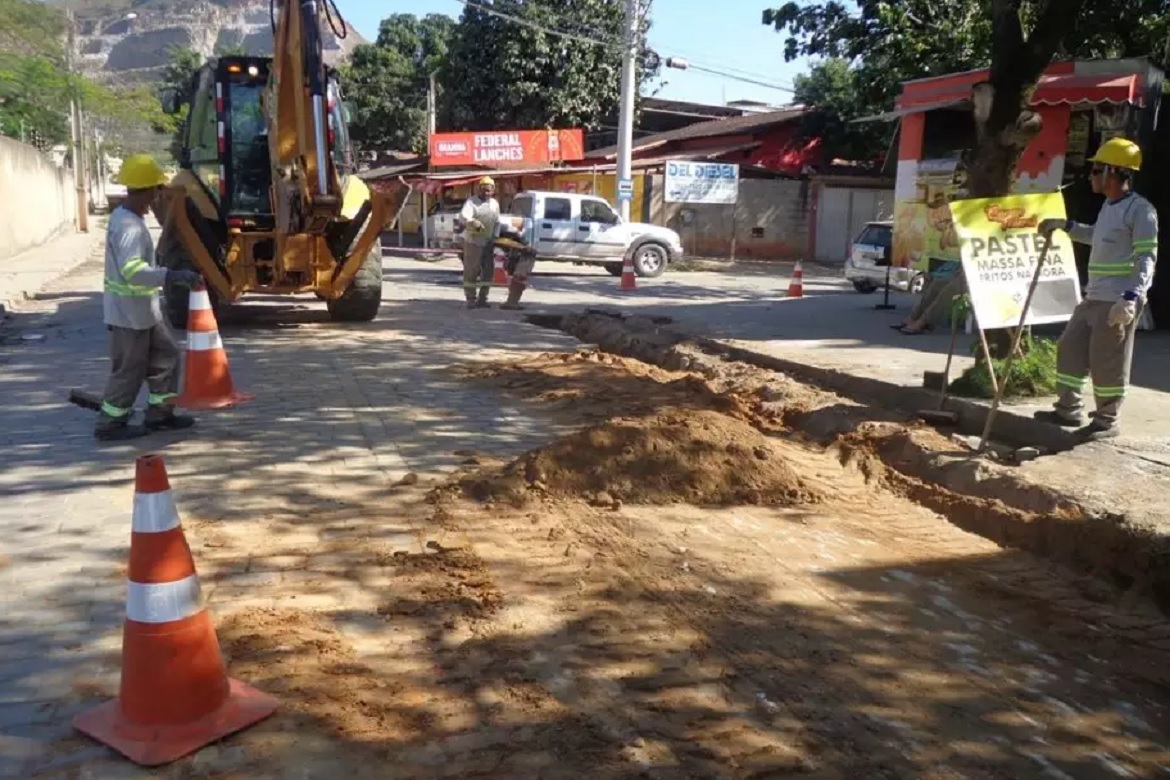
<box><xmin>963</xmin><ymin>0</ymin><xmax>1088</xmax><ymax>360</ymax></box>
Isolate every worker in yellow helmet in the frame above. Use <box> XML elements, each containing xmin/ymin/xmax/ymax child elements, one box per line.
<box><xmin>1037</xmin><ymin>137</ymin><xmax>1159</xmax><ymax>442</ymax></box>
<box><xmin>458</xmin><ymin>176</ymin><xmax>501</xmax><ymax>308</ymax></box>
<box><xmin>95</xmin><ymin>155</ymin><xmax>202</xmax><ymax>441</ymax></box>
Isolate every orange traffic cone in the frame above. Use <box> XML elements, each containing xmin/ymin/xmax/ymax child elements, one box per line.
<box><xmin>175</xmin><ymin>284</ymin><xmax>252</xmax><ymax>409</ymax></box>
<box><xmin>619</xmin><ymin>256</ymin><xmax>637</xmax><ymax>291</ymax></box>
<box><xmin>73</xmin><ymin>454</ymin><xmax>277</xmax><ymax>766</ymax></box>
<box><xmin>492</xmin><ymin>251</ymin><xmax>508</xmax><ymax>286</ymax></box>
<box><xmin>786</xmin><ymin>260</ymin><xmax>804</xmax><ymax>298</ymax></box>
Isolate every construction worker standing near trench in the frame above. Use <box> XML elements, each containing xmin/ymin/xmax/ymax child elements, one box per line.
<box><xmin>94</xmin><ymin>155</ymin><xmax>203</xmax><ymax>442</ymax></box>
<box><xmin>459</xmin><ymin>177</ymin><xmax>501</xmax><ymax>309</ymax></box>
<box><xmin>1036</xmin><ymin>137</ymin><xmax>1159</xmax><ymax>442</ymax></box>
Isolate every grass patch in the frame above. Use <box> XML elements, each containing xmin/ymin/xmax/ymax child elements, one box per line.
<box><xmin>949</xmin><ymin>335</ymin><xmax>1059</xmax><ymax>399</ymax></box>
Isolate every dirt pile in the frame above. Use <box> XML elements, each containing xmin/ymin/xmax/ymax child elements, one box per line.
<box><xmin>461</xmin><ymin>409</ymin><xmax>824</xmax><ymax>507</ymax></box>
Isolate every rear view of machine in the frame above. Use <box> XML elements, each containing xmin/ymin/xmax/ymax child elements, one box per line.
<box><xmin>157</xmin><ymin>0</ymin><xmax>404</xmax><ymax>327</ymax></box>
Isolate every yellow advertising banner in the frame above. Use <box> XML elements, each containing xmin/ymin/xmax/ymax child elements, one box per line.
<box><xmin>949</xmin><ymin>193</ymin><xmax>1081</xmax><ymax>330</ymax></box>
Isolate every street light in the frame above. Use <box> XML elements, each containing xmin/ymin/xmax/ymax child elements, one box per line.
<box><xmin>64</xmin><ymin>10</ymin><xmax>138</xmax><ymax>231</ymax></box>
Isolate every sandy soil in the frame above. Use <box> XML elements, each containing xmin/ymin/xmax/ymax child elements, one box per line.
<box><xmin>46</xmin><ymin>350</ymin><xmax>1170</xmax><ymax>779</ymax></box>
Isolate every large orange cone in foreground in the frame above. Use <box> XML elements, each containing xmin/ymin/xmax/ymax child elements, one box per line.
<box><xmin>786</xmin><ymin>260</ymin><xmax>804</xmax><ymax>299</ymax></box>
<box><xmin>175</xmin><ymin>284</ymin><xmax>252</xmax><ymax>409</ymax></box>
<box><xmin>73</xmin><ymin>454</ymin><xmax>277</xmax><ymax>766</ymax></box>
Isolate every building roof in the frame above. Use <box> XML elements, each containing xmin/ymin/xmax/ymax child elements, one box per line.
<box><xmin>586</xmin><ymin>106</ymin><xmax>810</xmax><ymax>159</ymax></box>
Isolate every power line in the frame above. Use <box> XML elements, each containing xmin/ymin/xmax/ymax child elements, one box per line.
<box><xmin>447</xmin><ymin>0</ymin><xmax>795</xmax><ymax>96</ymax></box>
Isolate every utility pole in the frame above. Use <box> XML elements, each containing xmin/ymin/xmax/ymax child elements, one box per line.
<box><xmin>65</xmin><ymin>9</ymin><xmax>89</xmax><ymax>232</ymax></box>
<box><xmin>615</xmin><ymin>0</ymin><xmax>638</xmax><ymax>221</ymax></box>
<box><xmin>426</xmin><ymin>72</ymin><xmax>437</xmax><ymax>141</ymax></box>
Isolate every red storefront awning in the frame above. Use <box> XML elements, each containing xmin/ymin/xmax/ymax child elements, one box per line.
<box><xmin>893</xmin><ymin>71</ymin><xmax>1144</xmax><ymax>114</ymax></box>
<box><xmin>1033</xmin><ymin>73</ymin><xmax>1143</xmax><ymax>106</ymax></box>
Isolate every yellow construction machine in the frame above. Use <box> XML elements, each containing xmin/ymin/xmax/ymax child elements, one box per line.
<box><xmin>156</xmin><ymin>0</ymin><xmax>405</xmax><ymax>326</ymax></box>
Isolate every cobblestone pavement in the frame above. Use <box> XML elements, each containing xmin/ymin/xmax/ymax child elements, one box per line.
<box><xmin>0</xmin><ymin>247</ymin><xmax>585</xmax><ymax>777</ymax></box>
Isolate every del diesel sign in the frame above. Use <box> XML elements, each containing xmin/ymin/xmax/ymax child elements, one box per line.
<box><xmin>664</xmin><ymin>161</ymin><xmax>739</xmax><ymax>204</ymax></box>
<box><xmin>429</xmin><ymin>129</ymin><xmax>585</xmax><ymax>168</ymax></box>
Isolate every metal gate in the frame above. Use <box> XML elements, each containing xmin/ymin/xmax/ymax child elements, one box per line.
<box><xmin>815</xmin><ymin>187</ymin><xmax>893</xmax><ymax>263</ymax></box>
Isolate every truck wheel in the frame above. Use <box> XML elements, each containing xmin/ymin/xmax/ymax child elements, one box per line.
<box><xmin>327</xmin><ymin>246</ymin><xmax>383</xmax><ymax>322</ymax></box>
<box><xmin>910</xmin><ymin>274</ymin><xmax>926</xmax><ymax>294</ymax></box>
<box><xmin>852</xmin><ymin>280</ymin><xmax>878</xmax><ymax>294</ymax></box>
<box><xmin>604</xmin><ymin>262</ymin><xmax>623</xmax><ymax>277</ymax></box>
<box><xmin>632</xmin><ymin>243</ymin><xmax>668</xmax><ymax>278</ymax></box>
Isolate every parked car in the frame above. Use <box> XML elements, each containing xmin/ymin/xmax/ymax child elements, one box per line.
<box><xmin>843</xmin><ymin>221</ymin><xmax>925</xmax><ymax>294</ymax></box>
<box><xmin>505</xmin><ymin>191</ymin><xmax>683</xmax><ymax>277</ymax></box>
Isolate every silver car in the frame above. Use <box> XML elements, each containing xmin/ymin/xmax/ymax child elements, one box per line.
<box><xmin>843</xmin><ymin>221</ymin><xmax>925</xmax><ymax>294</ymax></box>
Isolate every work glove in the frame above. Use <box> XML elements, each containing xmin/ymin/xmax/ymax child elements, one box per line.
<box><xmin>167</xmin><ymin>269</ymin><xmax>202</xmax><ymax>288</ymax></box>
<box><xmin>1038</xmin><ymin>218</ymin><xmax>1070</xmax><ymax>237</ymax></box>
<box><xmin>466</xmin><ymin>218</ymin><xmax>485</xmax><ymax>233</ymax></box>
<box><xmin>1108</xmin><ymin>298</ymin><xmax>1137</xmax><ymax>329</ymax></box>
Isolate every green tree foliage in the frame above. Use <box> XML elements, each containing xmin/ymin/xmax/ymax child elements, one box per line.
<box><xmin>442</xmin><ymin>0</ymin><xmax>658</xmax><ymax>133</ymax></box>
<box><xmin>340</xmin><ymin>14</ymin><xmax>456</xmax><ymax>154</ymax></box>
<box><xmin>764</xmin><ymin>0</ymin><xmax>1168</xmax><ymax>192</ymax></box>
<box><xmin>791</xmin><ymin>59</ymin><xmax>889</xmax><ymax>164</ymax></box>
<box><xmin>0</xmin><ymin>0</ymin><xmax>174</xmax><ymax>150</ymax></box>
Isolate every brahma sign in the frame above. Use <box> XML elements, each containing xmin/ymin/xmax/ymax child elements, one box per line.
<box><xmin>429</xmin><ymin>129</ymin><xmax>585</xmax><ymax>168</ymax></box>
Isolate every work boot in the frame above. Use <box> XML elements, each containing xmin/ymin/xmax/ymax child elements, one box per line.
<box><xmin>500</xmin><ymin>280</ymin><xmax>527</xmax><ymax>311</ymax></box>
<box><xmin>475</xmin><ymin>290</ymin><xmax>491</xmax><ymax>309</ymax></box>
<box><xmin>94</xmin><ymin>412</ymin><xmax>148</xmax><ymax>442</ymax></box>
<box><xmin>1033</xmin><ymin>410</ymin><xmax>1083</xmax><ymax>428</ymax></box>
<box><xmin>144</xmin><ymin>404</ymin><xmax>195</xmax><ymax>432</ymax></box>
<box><xmin>1076</xmin><ymin>420</ymin><xmax>1120</xmax><ymax>443</ymax></box>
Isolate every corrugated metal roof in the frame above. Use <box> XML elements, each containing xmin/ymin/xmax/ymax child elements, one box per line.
<box><xmin>586</xmin><ymin>106</ymin><xmax>809</xmax><ymax>159</ymax></box>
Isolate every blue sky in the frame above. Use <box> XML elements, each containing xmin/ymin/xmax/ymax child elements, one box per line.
<box><xmin>333</xmin><ymin>0</ymin><xmax>811</xmax><ymax>108</ymax></box>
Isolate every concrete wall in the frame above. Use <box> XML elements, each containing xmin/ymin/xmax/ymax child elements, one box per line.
<box><xmin>649</xmin><ymin>175</ymin><xmax>811</xmax><ymax>260</ymax></box>
<box><xmin>0</xmin><ymin>136</ymin><xmax>77</xmax><ymax>260</ymax></box>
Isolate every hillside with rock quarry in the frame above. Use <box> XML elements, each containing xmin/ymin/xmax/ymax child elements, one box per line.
<box><xmin>46</xmin><ymin>0</ymin><xmax>365</xmax><ymax>84</ymax></box>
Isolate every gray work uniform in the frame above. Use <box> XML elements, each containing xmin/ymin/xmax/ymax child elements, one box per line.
<box><xmin>100</xmin><ymin>206</ymin><xmax>181</xmax><ymax>419</ymax></box>
<box><xmin>459</xmin><ymin>195</ymin><xmax>501</xmax><ymax>302</ymax></box>
<box><xmin>1054</xmin><ymin>192</ymin><xmax>1159</xmax><ymax>428</ymax></box>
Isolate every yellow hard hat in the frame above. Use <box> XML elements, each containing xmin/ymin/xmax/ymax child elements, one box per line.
<box><xmin>1089</xmin><ymin>137</ymin><xmax>1142</xmax><ymax>171</ymax></box>
<box><xmin>478</xmin><ymin>176</ymin><xmax>495</xmax><ymax>186</ymax></box>
<box><xmin>115</xmin><ymin>154</ymin><xmax>169</xmax><ymax>190</ymax></box>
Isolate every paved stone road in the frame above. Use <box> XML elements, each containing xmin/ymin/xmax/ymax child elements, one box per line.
<box><xmin>0</xmin><ymin>244</ymin><xmax>586</xmax><ymax>777</ymax></box>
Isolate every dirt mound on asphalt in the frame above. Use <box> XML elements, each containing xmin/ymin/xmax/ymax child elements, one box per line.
<box><xmin>461</xmin><ymin>408</ymin><xmax>823</xmax><ymax>507</ymax></box>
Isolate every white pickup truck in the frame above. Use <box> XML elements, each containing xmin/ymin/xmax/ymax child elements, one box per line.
<box><xmin>501</xmin><ymin>190</ymin><xmax>684</xmax><ymax>277</ymax></box>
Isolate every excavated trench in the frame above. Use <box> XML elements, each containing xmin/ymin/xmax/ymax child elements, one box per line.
<box><xmin>520</xmin><ymin>309</ymin><xmax>1170</xmax><ymax>614</ymax></box>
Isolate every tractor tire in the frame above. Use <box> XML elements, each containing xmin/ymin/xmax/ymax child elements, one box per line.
<box><xmin>327</xmin><ymin>246</ymin><xmax>384</xmax><ymax>323</ymax></box>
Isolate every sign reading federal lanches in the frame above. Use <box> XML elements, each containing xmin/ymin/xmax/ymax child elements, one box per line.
<box><xmin>664</xmin><ymin>161</ymin><xmax>739</xmax><ymax>204</ymax></box>
<box><xmin>949</xmin><ymin>193</ymin><xmax>1081</xmax><ymax>330</ymax></box>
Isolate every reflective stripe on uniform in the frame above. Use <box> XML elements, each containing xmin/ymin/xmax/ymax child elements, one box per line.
<box><xmin>187</xmin><ymin>331</ymin><xmax>223</xmax><ymax>351</ymax></box>
<box><xmin>1055</xmin><ymin>372</ymin><xmax>1086</xmax><ymax>389</ymax></box>
<box><xmin>132</xmin><ymin>491</ymin><xmax>182</xmax><ymax>533</ymax></box>
<box><xmin>1133</xmin><ymin>239</ymin><xmax>1158</xmax><ymax>251</ymax></box>
<box><xmin>101</xmin><ymin>401</ymin><xmax>131</xmax><ymax>418</ymax></box>
<box><xmin>1095</xmin><ymin>385</ymin><xmax>1127</xmax><ymax>399</ymax></box>
<box><xmin>1088</xmin><ymin>262</ymin><xmax>1132</xmax><ymax>277</ymax></box>
<box><xmin>121</xmin><ymin>256</ymin><xmax>150</xmax><ymax>279</ymax></box>
<box><xmin>147</xmin><ymin>392</ymin><xmax>177</xmax><ymax>406</ymax></box>
<box><xmin>104</xmin><ymin>279</ymin><xmax>156</xmax><ymax>297</ymax></box>
<box><xmin>125</xmin><ymin>575</ymin><xmax>202</xmax><ymax>624</ymax></box>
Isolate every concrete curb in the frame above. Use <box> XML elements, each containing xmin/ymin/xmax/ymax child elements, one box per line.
<box><xmin>690</xmin><ymin>337</ymin><xmax>1081</xmax><ymax>453</ymax></box>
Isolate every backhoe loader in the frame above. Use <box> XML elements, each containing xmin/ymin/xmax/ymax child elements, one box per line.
<box><xmin>155</xmin><ymin>0</ymin><xmax>405</xmax><ymax>327</ymax></box>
